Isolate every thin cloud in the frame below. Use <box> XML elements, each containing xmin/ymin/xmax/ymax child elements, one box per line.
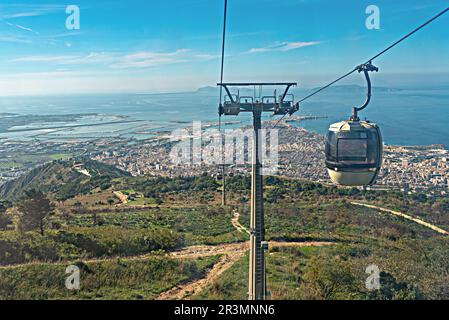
<box><xmin>2</xmin><ymin>12</ymin><xmax>43</xmax><ymax>19</ymax></box>
<box><xmin>0</xmin><ymin>35</ymin><xmax>32</xmax><ymax>44</ymax></box>
<box><xmin>112</xmin><ymin>49</ymin><xmax>219</xmax><ymax>69</ymax></box>
<box><xmin>5</xmin><ymin>21</ymin><xmax>38</xmax><ymax>34</ymax></box>
<box><xmin>3</xmin><ymin>71</ymin><xmax>81</xmax><ymax>79</ymax></box>
<box><xmin>46</xmin><ymin>31</ymin><xmax>84</xmax><ymax>38</ymax></box>
<box><xmin>11</xmin><ymin>52</ymin><xmax>115</xmax><ymax>65</ymax></box>
<box><xmin>12</xmin><ymin>55</ymin><xmax>79</xmax><ymax>63</ymax></box>
<box><xmin>11</xmin><ymin>49</ymin><xmax>216</xmax><ymax>69</ymax></box>
<box><xmin>0</xmin><ymin>4</ymin><xmax>64</xmax><ymax>19</ymax></box>
<box><xmin>185</xmin><ymin>31</ymin><xmax>267</xmax><ymax>41</ymax></box>
<box><xmin>395</xmin><ymin>4</ymin><xmax>439</xmax><ymax>13</ymax></box>
<box><xmin>60</xmin><ymin>52</ymin><xmax>116</xmax><ymax>65</ymax></box>
<box><xmin>193</xmin><ymin>53</ymin><xmax>220</xmax><ymax>60</ymax></box>
<box><xmin>247</xmin><ymin>41</ymin><xmax>321</xmax><ymax>54</ymax></box>
<box><xmin>111</xmin><ymin>49</ymin><xmax>192</xmax><ymax>69</ymax></box>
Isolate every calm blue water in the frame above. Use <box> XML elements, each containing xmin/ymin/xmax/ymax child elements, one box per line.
<box><xmin>0</xmin><ymin>87</ymin><xmax>448</xmax><ymax>147</ymax></box>
<box><xmin>296</xmin><ymin>88</ymin><xmax>449</xmax><ymax>147</ymax></box>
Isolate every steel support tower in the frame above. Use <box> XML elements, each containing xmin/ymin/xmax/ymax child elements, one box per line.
<box><xmin>249</xmin><ymin>108</ymin><xmax>266</xmax><ymax>300</ymax></box>
<box><xmin>218</xmin><ymin>82</ymin><xmax>298</xmax><ymax>300</ymax></box>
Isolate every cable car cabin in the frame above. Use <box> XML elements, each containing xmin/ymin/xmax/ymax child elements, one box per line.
<box><xmin>325</xmin><ymin>120</ymin><xmax>383</xmax><ymax>186</ymax></box>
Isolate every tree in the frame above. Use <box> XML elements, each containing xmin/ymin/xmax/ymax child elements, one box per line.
<box><xmin>411</xmin><ymin>193</ymin><xmax>427</xmax><ymax>203</ymax></box>
<box><xmin>438</xmin><ymin>198</ymin><xmax>449</xmax><ymax>213</ymax></box>
<box><xmin>265</xmin><ymin>187</ymin><xmax>285</xmax><ymax>203</ymax></box>
<box><xmin>0</xmin><ymin>203</ymin><xmax>11</xmax><ymax>231</ymax></box>
<box><xmin>16</xmin><ymin>190</ymin><xmax>53</xmax><ymax>236</ymax></box>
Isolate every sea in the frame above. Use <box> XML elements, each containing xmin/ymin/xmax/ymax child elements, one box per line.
<box><xmin>0</xmin><ymin>85</ymin><xmax>448</xmax><ymax>147</ymax></box>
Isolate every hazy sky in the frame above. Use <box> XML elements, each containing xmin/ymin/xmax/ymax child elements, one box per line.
<box><xmin>0</xmin><ymin>0</ymin><xmax>448</xmax><ymax>96</ymax></box>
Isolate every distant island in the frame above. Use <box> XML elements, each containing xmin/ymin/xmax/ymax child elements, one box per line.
<box><xmin>197</xmin><ymin>84</ymin><xmax>403</xmax><ymax>95</ymax></box>
<box><xmin>309</xmin><ymin>84</ymin><xmax>402</xmax><ymax>93</ymax></box>
<box><xmin>196</xmin><ymin>86</ymin><xmax>218</xmax><ymax>93</ymax></box>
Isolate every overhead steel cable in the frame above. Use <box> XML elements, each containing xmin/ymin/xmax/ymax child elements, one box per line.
<box><xmin>297</xmin><ymin>68</ymin><xmax>358</xmax><ymax>104</ymax></box>
<box><xmin>273</xmin><ymin>6</ymin><xmax>449</xmax><ymax>128</ymax></box>
<box><xmin>218</xmin><ymin>0</ymin><xmax>228</xmax><ymax>206</ymax></box>
<box><xmin>218</xmin><ymin>0</ymin><xmax>228</xmax><ymax>105</ymax></box>
<box><xmin>367</xmin><ymin>6</ymin><xmax>449</xmax><ymax>63</ymax></box>
<box><xmin>301</xmin><ymin>6</ymin><xmax>449</xmax><ymax>104</ymax></box>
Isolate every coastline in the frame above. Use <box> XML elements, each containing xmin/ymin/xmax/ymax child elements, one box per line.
<box><xmin>1</xmin><ymin>115</ymin><xmax>448</xmax><ymax>194</ymax></box>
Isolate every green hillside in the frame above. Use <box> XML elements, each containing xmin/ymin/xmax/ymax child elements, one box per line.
<box><xmin>1</xmin><ymin>166</ymin><xmax>448</xmax><ymax>300</ymax></box>
<box><xmin>0</xmin><ymin>158</ymin><xmax>130</xmax><ymax>201</ymax></box>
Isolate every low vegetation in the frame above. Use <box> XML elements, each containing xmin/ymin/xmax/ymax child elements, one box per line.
<box><xmin>196</xmin><ymin>239</ymin><xmax>449</xmax><ymax>300</ymax></box>
<box><xmin>0</xmin><ymin>226</ymin><xmax>183</xmax><ymax>266</ymax></box>
<box><xmin>0</xmin><ymin>161</ymin><xmax>448</xmax><ymax>300</ymax></box>
<box><xmin>0</xmin><ymin>255</ymin><xmax>220</xmax><ymax>300</ymax></box>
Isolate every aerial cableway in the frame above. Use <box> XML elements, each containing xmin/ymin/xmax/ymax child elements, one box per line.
<box><xmin>216</xmin><ymin>1</ymin><xmax>449</xmax><ymax>300</ymax></box>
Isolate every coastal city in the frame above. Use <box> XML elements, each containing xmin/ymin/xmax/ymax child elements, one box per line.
<box><xmin>1</xmin><ymin>121</ymin><xmax>448</xmax><ymax>195</ymax></box>
<box><xmin>92</xmin><ymin>123</ymin><xmax>449</xmax><ymax>195</ymax></box>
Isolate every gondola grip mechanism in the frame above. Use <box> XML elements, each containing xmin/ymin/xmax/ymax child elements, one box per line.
<box><xmin>351</xmin><ymin>62</ymin><xmax>379</xmax><ymax>121</ymax></box>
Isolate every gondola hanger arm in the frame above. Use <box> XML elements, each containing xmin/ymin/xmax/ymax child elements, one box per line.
<box><xmin>351</xmin><ymin>61</ymin><xmax>379</xmax><ymax>121</ymax></box>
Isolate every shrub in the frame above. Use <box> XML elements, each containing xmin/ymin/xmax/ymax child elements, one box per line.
<box><xmin>0</xmin><ymin>211</ymin><xmax>11</xmax><ymax>231</ymax></box>
<box><xmin>0</xmin><ymin>226</ymin><xmax>183</xmax><ymax>266</ymax></box>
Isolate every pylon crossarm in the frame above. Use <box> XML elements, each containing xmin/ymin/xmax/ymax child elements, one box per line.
<box><xmin>217</xmin><ymin>83</ymin><xmax>298</xmax><ymax>116</ymax></box>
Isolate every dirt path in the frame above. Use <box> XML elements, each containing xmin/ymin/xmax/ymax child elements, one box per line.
<box><xmin>231</xmin><ymin>209</ymin><xmax>250</xmax><ymax>235</ymax></box>
<box><xmin>156</xmin><ymin>209</ymin><xmax>334</xmax><ymax>300</ymax></box>
<box><xmin>0</xmin><ymin>251</ymin><xmax>163</xmax><ymax>270</ymax></box>
<box><xmin>3</xmin><ymin>200</ymin><xmax>445</xmax><ymax>298</ymax></box>
<box><xmin>0</xmin><ymin>208</ymin><xmax>333</xmax><ymax>299</ymax></box>
<box><xmin>113</xmin><ymin>191</ymin><xmax>128</xmax><ymax>204</ymax></box>
<box><xmin>156</xmin><ymin>240</ymin><xmax>334</xmax><ymax>300</ymax></box>
<box><xmin>156</xmin><ymin>245</ymin><xmax>247</xmax><ymax>300</ymax></box>
<box><xmin>351</xmin><ymin>202</ymin><xmax>449</xmax><ymax>236</ymax></box>
<box><xmin>170</xmin><ymin>242</ymin><xmax>248</xmax><ymax>259</ymax></box>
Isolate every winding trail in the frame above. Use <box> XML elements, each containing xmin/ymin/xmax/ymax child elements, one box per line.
<box><xmin>231</xmin><ymin>209</ymin><xmax>250</xmax><ymax>235</ymax></box>
<box><xmin>156</xmin><ymin>240</ymin><xmax>333</xmax><ymax>300</ymax></box>
<box><xmin>4</xmin><ymin>202</ymin><xmax>442</xmax><ymax>299</ymax></box>
<box><xmin>4</xmin><ymin>202</ymin><xmax>449</xmax><ymax>300</ymax></box>
<box><xmin>157</xmin><ymin>201</ymin><xmax>449</xmax><ymax>300</ymax></box>
<box><xmin>113</xmin><ymin>191</ymin><xmax>128</xmax><ymax>204</ymax></box>
<box><xmin>0</xmin><ymin>206</ymin><xmax>334</xmax><ymax>302</ymax></box>
<box><xmin>156</xmin><ymin>244</ymin><xmax>247</xmax><ymax>300</ymax></box>
<box><xmin>156</xmin><ymin>210</ymin><xmax>334</xmax><ymax>300</ymax></box>
<box><xmin>351</xmin><ymin>202</ymin><xmax>449</xmax><ymax>236</ymax></box>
